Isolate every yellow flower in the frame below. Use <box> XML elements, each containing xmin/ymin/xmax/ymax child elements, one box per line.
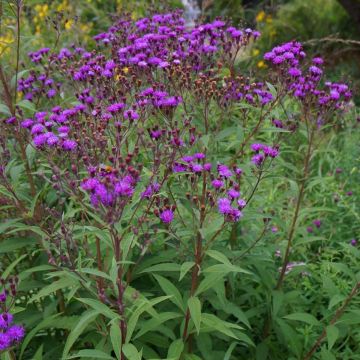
<box><xmin>122</xmin><ymin>67</ymin><xmax>129</xmax><ymax>74</ymax></box>
<box><xmin>266</xmin><ymin>15</ymin><xmax>273</xmax><ymax>24</ymax></box>
<box><xmin>65</xmin><ymin>19</ymin><xmax>73</xmax><ymax>30</ymax></box>
<box><xmin>252</xmin><ymin>49</ymin><xmax>260</xmax><ymax>57</ymax></box>
<box><xmin>257</xmin><ymin>60</ymin><xmax>266</xmax><ymax>69</ymax></box>
<box><xmin>256</xmin><ymin>10</ymin><xmax>266</xmax><ymax>23</ymax></box>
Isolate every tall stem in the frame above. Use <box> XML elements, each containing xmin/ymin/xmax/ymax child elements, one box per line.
<box><xmin>276</xmin><ymin>125</ymin><xmax>315</xmax><ymax>290</ymax></box>
<box><xmin>303</xmin><ymin>281</ymin><xmax>360</xmax><ymax>360</ymax></box>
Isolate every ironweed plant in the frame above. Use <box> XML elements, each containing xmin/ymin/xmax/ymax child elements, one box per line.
<box><xmin>0</xmin><ymin>5</ymin><xmax>359</xmax><ymax>360</ymax></box>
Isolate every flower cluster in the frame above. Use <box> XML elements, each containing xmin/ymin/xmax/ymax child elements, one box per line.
<box><xmin>172</xmin><ymin>152</ymin><xmax>246</xmax><ymax>222</ymax></box>
<box><xmin>0</xmin><ymin>279</ymin><xmax>25</xmax><ymax>351</ymax></box>
<box><xmin>81</xmin><ymin>164</ymin><xmax>140</xmax><ymax>208</ymax></box>
<box><xmin>250</xmin><ymin>143</ymin><xmax>279</xmax><ymax>166</ymax></box>
<box><xmin>264</xmin><ymin>41</ymin><xmax>351</xmax><ymax>112</ymax></box>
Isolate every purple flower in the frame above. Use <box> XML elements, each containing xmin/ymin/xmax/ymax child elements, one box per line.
<box><xmin>7</xmin><ymin>325</ymin><xmax>25</xmax><ymax>342</ymax></box>
<box><xmin>47</xmin><ymin>135</ymin><xmax>59</xmax><ymax>146</ymax></box>
<box><xmin>217</xmin><ymin>164</ymin><xmax>232</xmax><ymax>178</ymax></box>
<box><xmin>62</xmin><ymin>140</ymin><xmax>77</xmax><ymax>151</ymax></box>
<box><xmin>288</xmin><ymin>67</ymin><xmax>301</xmax><ymax>77</ymax></box>
<box><xmin>309</xmin><ymin>66</ymin><xmax>322</xmax><ymax>76</ymax></box>
<box><xmin>228</xmin><ymin>188</ymin><xmax>240</xmax><ymax>199</ymax></box>
<box><xmin>0</xmin><ymin>313</ymin><xmax>13</xmax><ymax>329</ymax></box>
<box><xmin>313</xmin><ymin>219</ymin><xmax>321</xmax><ymax>228</ymax></box>
<box><xmin>47</xmin><ymin>89</ymin><xmax>56</xmax><ymax>98</ymax></box>
<box><xmin>31</xmin><ymin>124</ymin><xmax>45</xmax><ymax>134</ymax></box>
<box><xmin>107</xmin><ymin>102</ymin><xmax>125</xmax><ymax>113</ymax></box>
<box><xmin>33</xmin><ymin>134</ymin><xmax>48</xmax><ymax>148</ymax></box>
<box><xmin>160</xmin><ymin>209</ymin><xmax>174</xmax><ymax>223</ymax></box>
<box><xmin>0</xmin><ymin>333</ymin><xmax>11</xmax><ymax>351</ymax></box>
<box><xmin>251</xmin><ymin>143</ymin><xmax>264</xmax><ymax>152</ymax></box>
<box><xmin>212</xmin><ymin>179</ymin><xmax>224</xmax><ymax>189</ymax></box>
<box><xmin>124</xmin><ymin>110</ymin><xmax>139</xmax><ymax>121</ymax></box>
<box><xmin>237</xmin><ymin>198</ymin><xmax>246</xmax><ymax>209</ymax></box>
<box><xmin>351</xmin><ymin>239</ymin><xmax>357</xmax><ymax>246</ymax></box>
<box><xmin>218</xmin><ymin>198</ymin><xmax>232</xmax><ymax>214</ymax></box>
<box><xmin>251</xmin><ymin>153</ymin><xmax>264</xmax><ymax>166</ymax></box>
<box><xmin>307</xmin><ymin>226</ymin><xmax>313</xmax><ymax>233</ymax></box>
<box><xmin>21</xmin><ymin>119</ymin><xmax>34</xmax><ymax>128</ymax></box>
<box><xmin>115</xmin><ymin>179</ymin><xmax>134</xmax><ymax>197</ymax></box>
<box><xmin>173</xmin><ymin>163</ymin><xmax>187</xmax><ymax>173</ymax></box>
<box><xmin>203</xmin><ymin>163</ymin><xmax>212</xmax><ymax>171</ymax></box>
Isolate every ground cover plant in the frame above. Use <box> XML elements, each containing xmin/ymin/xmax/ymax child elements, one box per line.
<box><xmin>0</xmin><ymin>1</ymin><xmax>359</xmax><ymax>359</ymax></box>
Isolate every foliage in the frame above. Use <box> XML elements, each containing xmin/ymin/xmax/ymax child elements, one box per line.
<box><xmin>0</xmin><ymin>2</ymin><xmax>359</xmax><ymax>360</ymax></box>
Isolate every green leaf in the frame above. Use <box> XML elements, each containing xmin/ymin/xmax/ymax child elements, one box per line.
<box><xmin>62</xmin><ymin>310</ymin><xmax>99</xmax><ymax>359</ymax></box>
<box><xmin>140</xmin><ymin>263</ymin><xmax>181</xmax><ymax>273</ymax></box>
<box><xmin>77</xmin><ymin>298</ymin><xmax>120</xmax><ymax>320</ymax></box>
<box><xmin>20</xmin><ymin>314</ymin><xmax>62</xmax><ymax>359</ymax></box>
<box><xmin>29</xmin><ymin>277</ymin><xmax>75</xmax><ymax>303</ymax></box>
<box><xmin>67</xmin><ymin>349</ymin><xmax>114</xmax><ymax>359</ymax></box>
<box><xmin>0</xmin><ymin>103</ymin><xmax>11</xmax><ymax>116</ymax></box>
<box><xmin>0</xmin><ymin>237</ymin><xmax>37</xmax><ymax>253</ymax></box>
<box><xmin>122</xmin><ymin>344</ymin><xmax>142</xmax><ymax>360</ymax></box>
<box><xmin>326</xmin><ymin>325</ymin><xmax>339</xmax><ymax>350</ymax></box>
<box><xmin>167</xmin><ymin>339</ymin><xmax>184</xmax><ymax>359</ymax></box>
<box><xmin>153</xmin><ymin>274</ymin><xmax>184</xmax><ymax>312</ymax></box>
<box><xmin>188</xmin><ymin>296</ymin><xmax>202</xmax><ymax>335</ymax></box>
<box><xmin>179</xmin><ymin>262</ymin><xmax>195</xmax><ymax>281</ymax></box>
<box><xmin>272</xmin><ymin>290</ymin><xmax>284</xmax><ymax>318</ymax></box>
<box><xmin>16</xmin><ymin>99</ymin><xmax>35</xmax><ymax>113</ymax></box>
<box><xmin>110</xmin><ymin>321</ymin><xmax>122</xmax><ymax>360</ymax></box>
<box><xmin>224</xmin><ymin>342</ymin><xmax>239</xmax><ymax>360</ymax></box>
<box><xmin>195</xmin><ymin>272</ymin><xmax>225</xmax><ymax>296</ymax></box>
<box><xmin>283</xmin><ymin>312</ymin><xmax>320</xmax><ymax>326</ymax></box>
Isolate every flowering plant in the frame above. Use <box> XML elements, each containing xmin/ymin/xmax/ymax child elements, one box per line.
<box><xmin>0</xmin><ymin>4</ymin><xmax>359</xmax><ymax>360</ymax></box>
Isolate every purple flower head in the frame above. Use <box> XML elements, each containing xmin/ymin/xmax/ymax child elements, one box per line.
<box><xmin>251</xmin><ymin>143</ymin><xmax>264</xmax><ymax>152</ymax></box>
<box><xmin>31</xmin><ymin>124</ymin><xmax>45</xmax><ymax>134</ymax></box>
<box><xmin>288</xmin><ymin>67</ymin><xmax>302</xmax><ymax>77</ymax></box>
<box><xmin>47</xmin><ymin>135</ymin><xmax>59</xmax><ymax>146</ymax></box>
<box><xmin>124</xmin><ymin>110</ymin><xmax>139</xmax><ymax>121</ymax></box>
<box><xmin>47</xmin><ymin>89</ymin><xmax>56</xmax><ymax>98</ymax></box>
<box><xmin>228</xmin><ymin>208</ymin><xmax>243</xmax><ymax>222</ymax></box>
<box><xmin>212</xmin><ymin>179</ymin><xmax>224</xmax><ymax>189</ymax></box>
<box><xmin>0</xmin><ymin>313</ymin><xmax>13</xmax><ymax>329</ymax></box>
<box><xmin>309</xmin><ymin>65</ymin><xmax>322</xmax><ymax>76</ymax></box>
<box><xmin>251</xmin><ymin>153</ymin><xmax>264</xmax><ymax>167</ymax></box>
<box><xmin>218</xmin><ymin>198</ymin><xmax>232</xmax><ymax>214</ymax></box>
<box><xmin>204</xmin><ymin>163</ymin><xmax>212</xmax><ymax>171</ymax></box>
<box><xmin>237</xmin><ymin>198</ymin><xmax>246</xmax><ymax>209</ymax></box>
<box><xmin>271</xmin><ymin>226</ymin><xmax>278</xmax><ymax>233</ymax></box>
<box><xmin>313</xmin><ymin>219</ymin><xmax>321</xmax><ymax>228</ymax></box>
<box><xmin>194</xmin><ymin>152</ymin><xmax>206</xmax><ymax>160</ymax></box>
<box><xmin>0</xmin><ymin>292</ymin><xmax>6</xmax><ymax>303</ymax></box>
<box><xmin>21</xmin><ymin>119</ymin><xmax>34</xmax><ymax>128</ymax></box>
<box><xmin>351</xmin><ymin>239</ymin><xmax>357</xmax><ymax>246</ymax></box>
<box><xmin>272</xmin><ymin>119</ymin><xmax>284</xmax><ymax>128</ymax></box>
<box><xmin>312</xmin><ymin>57</ymin><xmax>324</xmax><ymax>65</ymax></box>
<box><xmin>160</xmin><ymin>209</ymin><xmax>174</xmax><ymax>224</ymax></box>
<box><xmin>115</xmin><ymin>179</ymin><xmax>134</xmax><ymax>197</ymax></box>
<box><xmin>173</xmin><ymin>163</ymin><xmax>187</xmax><ymax>173</ymax></box>
<box><xmin>107</xmin><ymin>102</ymin><xmax>125</xmax><ymax>113</ymax></box>
<box><xmin>62</xmin><ymin>140</ymin><xmax>77</xmax><ymax>151</ymax></box>
<box><xmin>228</xmin><ymin>188</ymin><xmax>240</xmax><ymax>199</ymax></box>
<box><xmin>307</xmin><ymin>226</ymin><xmax>313</xmax><ymax>233</ymax></box>
<box><xmin>7</xmin><ymin>325</ymin><xmax>25</xmax><ymax>342</ymax></box>
<box><xmin>217</xmin><ymin>164</ymin><xmax>232</xmax><ymax>178</ymax></box>
<box><xmin>191</xmin><ymin>163</ymin><xmax>203</xmax><ymax>173</ymax></box>
<box><xmin>33</xmin><ymin>134</ymin><xmax>48</xmax><ymax>148</ymax></box>
<box><xmin>0</xmin><ymin>333</ymin><xmax>11</xmax><ymax>351</ymax></box>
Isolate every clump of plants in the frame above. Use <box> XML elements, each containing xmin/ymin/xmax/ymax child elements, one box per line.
<box><xmin>0</xmin><ymin>5</ymin><xmax>358</xmax><ymax>360</ymax></box>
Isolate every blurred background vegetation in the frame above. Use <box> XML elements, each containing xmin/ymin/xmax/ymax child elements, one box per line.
<box><xmin>1</xmin><ymin>0</ymin><xmax>359</xmax><ymax>99</ymax></box>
